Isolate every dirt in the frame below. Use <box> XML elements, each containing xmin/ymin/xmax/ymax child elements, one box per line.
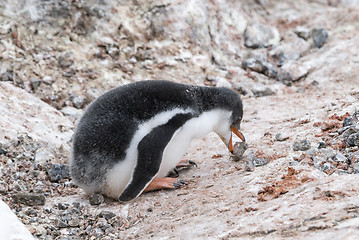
<box><xmin>1</xmin><ymin>0</ymin><xmax>359</xmax><ymax>239</ymax></box>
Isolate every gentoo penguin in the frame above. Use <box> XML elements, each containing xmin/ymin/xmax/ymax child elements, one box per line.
<box><xmin>70</xmin><ymin>80</ymin><xmax>245</xmax><ymax>202</ymax></box>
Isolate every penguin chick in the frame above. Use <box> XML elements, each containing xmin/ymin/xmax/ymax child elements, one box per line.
<box><xmin>70</xmin><ymin>80</ymin><xmax>245</xmax><ymax>202</ymax></box>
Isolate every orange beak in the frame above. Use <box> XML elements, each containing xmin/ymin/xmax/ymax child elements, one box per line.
<box><xmin>229</xmin><ymin>126</ymin><xmax>245</xmax><ymax>153</ymax></box>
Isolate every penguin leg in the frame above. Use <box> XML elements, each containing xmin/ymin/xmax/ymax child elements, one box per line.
<box><xmin>144</xmin><ymin>177</ymin><xmax>187</xmax><ymax>192</ymax></box>
<box><xmin>118</xmin><ymin>113</ymin><xmax>193</xmax><ymax>202</ymax></box>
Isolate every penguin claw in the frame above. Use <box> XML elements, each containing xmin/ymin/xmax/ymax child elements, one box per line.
<box><xmin>167</xmin><ymin>168</ymin><xmax>180</xmax><ymax>178</ymax></box>
<box><xmin>173</xmin><ymin>179</ymin><xmax>188</xmax><ymax>188</ymax></box>
<box><xmin>176</xmin><ymin>159</ymin><xmax>197</xmax><ymax>170</ymax></box>
<box><xmin>188</xmin><ymin>160</ymin><xmax>198</xmax><ymax>167</ymax></box>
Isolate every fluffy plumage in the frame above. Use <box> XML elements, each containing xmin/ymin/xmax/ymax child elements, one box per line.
<box><xmin>70</xmin><ymin>80</ymin><xmax>244</xmax><ymax>201</ymax></box>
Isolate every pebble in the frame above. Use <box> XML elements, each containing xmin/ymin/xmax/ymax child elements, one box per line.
<box><xmin>275</xmin><ymin>132</ymin><xmax>290</xmax><ymax>141</ymax></box>
<box><xmin>243</xmin><ymin>23</ymin><xmax>280</xmax><ymax>48</ymax></box>
<box><xmin>98</xmin><ymin>210</ymin><xmax>116</xmax><ymax>220</ymax></box>
<box><xmin>343</xmin><ymin>117</ymin><xmax>355</xmax><ymax>127</ymax></box>
<box><xmin>270</xmin><ymin>34</ymin><xmax>310</xmax><ymax>66</ymax></box>
<box><xmin>251</xmin><ymin>86</ymin><xmax>276</xmax><ymax>97</ymax></box>
<box><xmin>293</xmin><ymin>139</ymin><xmax>311</xmax><ymax>151</ymax></box>
<box><xmin>353</xmin><ymin>163</ymin><xmax>359</xmax><ymax>174</ymax></box>
<box><xmin>12</xmin><ymin>193</ymin><xmax>46</xmax><ymax>206</ymax></box>
<box><xmin>46</xmin><ymin>163</ymin><xmax>70</xmax><ymax>182</ymax></box>
<box><xmin>242</xmin><ymin>56</ymin><xmax>278</xmax><ymax>79</ymax></box>
<box><xmin>295</xmin><ymin>26</ymin><xmax>311</xmax><ymax>40</ymax></box>
<box><xmin>71</xmin><ymin>95</ymin><xmax>85</xmax><ymax>109</ymax></box>
<box><xmin>89</xmin><ymin>193</ymin><xmax>104</xmax><ymax>205</ymax></box>
<box><xmin>58</xmin><ymin>52</ymin><xmax>74</xmax><ymax>68</ymax></box>
<box><xmin>346</xmin><ymin>133</ymin><xmax>359</xmax><ymax>147</ymax></box>
<box><xmin>245</xmin><ymin>151</ymin><xmax>269</xmax><ymax>172</ymax></box>
<box><xmin>232</xmin><ymin>142</ymin><xmax>248</xmax><ymax>161</ymax></box>
<box><xmin>312</xmin><ymin>28</ymin><xmax>328</xmax><ymax>48</ymax></box>
<box><xmin>55</xmin><ymin>219</ymin><xmax>68</xmax><ymax>228</ymax></box>
<box><xmin>30</xmin><ymin>77</ymin><xmax>42</xmax><ymax>90</ymax></box>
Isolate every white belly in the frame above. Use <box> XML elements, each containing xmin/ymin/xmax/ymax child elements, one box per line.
<box><xmin>157</xmin><ymin>109</ymin><xmax>232</xmax><ymax>177</ymax></box>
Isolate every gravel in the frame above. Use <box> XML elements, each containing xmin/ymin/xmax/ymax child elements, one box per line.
<box><xmin>312</xmin><ymin>28</ymin><xmax>328</xmax><ymax>48</ymax></box>
<box><xmin>12</xmin><ymin>193</ymin><xmax>46</xmax><ymax>206</ymax></box>
<box><xmin>293</xmin><ymin>139</ymin><xmax>311</xmax><ymax>151</ymax></box>
<box><xmin>89</xmin><ymin>193</ymin><xmax>105</xmax><ymax>206</ymax></box>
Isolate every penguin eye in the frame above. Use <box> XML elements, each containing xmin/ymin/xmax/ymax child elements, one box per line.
<box><xmin>233</xmin><ymin>117</ymin><xmax>242</xmax><ymax>125</ymax></box>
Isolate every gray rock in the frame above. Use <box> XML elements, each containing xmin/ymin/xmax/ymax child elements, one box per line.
<box><xmin>58</xmin><ymin>52</ymin><xmax>74</xmax><ymax>68</ymax></box>
<box><xmin>334</xmin><ymin>152</ymin><xmax>347</xmax><ymax>163</ymax></box>
<box><xmin>343</xmin><ymin>117</ymin><xmax>355</xmax><ymax>127</ymax></box>
<box><xmin>30</xmin><ymin>77</ymin><xmax>42</xmax><ymax>90</ymax></box>
<box><xmin>318</xmin><ymin>141</ymin><xmax>327</xmax><ymax>149</ymax></box>
<box><xmin>57</xmin><ymin>203</ymin><xmax>69</xmax><ymax>210</ymax></box>
<box><xmin>252</xmin><ymin>86</ymin><xmax>276</xmax><ymax>97</ymax></box>
<box><xmin>12</xmin><ymin>193</ymin><xmax>46</xmax><ymax>206</ymax></box>
<box><xmin>47</xmin><ymin>163</ymin><xmax>70</xmax><ymax>182</ymax></box>
<box><xmin>275</xmin><ymin>132</ymin><xmax>290</xmax><ymax>141</ymax></box>
<box><xmin>60</xmin><ymin>106</ymin><xmax>83</xmax><ymax>120</ymax></box>
<box><xmin>71</xmin><ymin>95</ymin><xmax>85</xmax><ymax>109</ymax></box>
<box><xmin>312</xmin><ymin>28</ymin><xmax>328</xmax><ymax>48</ymax></box>
<box><xmin>244</xmin><ymin>23</ymin><xmax>280</xmax><ymax>48</ymax></box>
<box><xmin>295</xmin><ymin>26</ymin><xmax>311</xmax><ymax>40</ymax></box>
<box><xmin>98</xmin><ymin>210</ymin><xmax>116</xmax><ymax>220</ymax></box>
<box><xmin>348</xmin><ymin>151</ymin><xmax>359</xmax><ymax>163</ymax></box>
<box><xmin>270</xmin><ymin>34</ymin><xmax>310</xmax><ymax>66</ymax></box>
<box><xmin>54</xmin><ymin>219</ymin><xmax>68</xmax><ymax>228</ymax></box>
<box><xmin>242</xmin><ymin>56</ymin><xmax>278</xmax><ymax>79</ymax></box>
<box><xmin>68</xmin><ymin>218</ymin><xmax>80</xmax><ymax>227</ymax></box>
<box><xmin>89</xmin><ymin>193</ymin><xmax>104</xmax><ymax>205</ymax></box>
<box><xmin>232</xmin><ymin>142</ymin><xmax>248</xmax><ymax>161</ymax></box>
<box><xmin>293</xmin><ymin>139</ymin><xmax>311</xmax><ymax>151</ymax></box>
<box><xmin>353</xmin><ymin>163</ymin><xmax>359</xmax><ymax>174</ymax></box>
<box><xmin>346</xmin><ymin>133</ymin><xmax>359</xmax><ymax>147</ymax></box>
<box><xmin>245</xmin><ymin>151</ymin><xmax>269</xmax><ymax>172</ymax></box>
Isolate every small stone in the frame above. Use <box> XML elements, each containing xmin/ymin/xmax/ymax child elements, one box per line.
<box><xmin>58</xmin><ymin>52</ymin><xmax>74</xmax><ymax>68</ymax></box>
<box><xmin>47</xmin><ymin>163</ymin><xmax>70</xmax><ymax>182</ymax></box>
<box><xmin>232</xmin><ymin>142</ymin><xmax>248</xmax><ymax>161</ymax></box>
<box><xmin>252</xmin><ymin>86</ymin><xmax>276</xmax><ymax>97</ymax></box>
<box><xmin>147</xmin><ymin>207</ymin><xmax>153</xmax><ymax>212</ymax></box>
<box><xmin>98</xmin><ymin>210</ymin><xmax>116</xmax><ymax>220</ymax></box>
<box><xmin>318</xmin><ymin>141</ymin><xmax>327</xmax><ymax>149</ymax></box>
<box><xmin>71</xmin><ymin>95</ymin><xmax>85</xmax><ymax>109</ymax></box>
<box><xmin>343</xmin><ymin>117</ymin><xmax>355</xmax><ymax>127</ymax></box>
<box><xmin>295</xmin><ymin>26</ymin><xmax>311</xmax><ymax>40</ymax></box>
<box><xmin>245</xmin><ymin>151</ymin><xmax>269</xmax><ymax>171</ymax></box>
<box><xmin>312</xmin><ymin>28</ymin><xmax>328</xmax><ymax>48</ymax></box>
<box><xmin>334</xmin><ymin>152</ymin><xmax>347</xmax><ymax>163</ymax></box>
<box><xmin>275</xmin><ymin>132</ymin><xmax>290</xmax><ymax>141</ymax></box>
<box><xmin>34</xmin><ymin>148</ymin><xmax>55</xmax><ymax>166</ymax></box>
<box><xmin>346</xmin><ymin>133</ymin><xmax>359</xmax><ymax>147</ymax></box>
<box><xmin>60</xmin><ymin>106</ymin><xmax>83</xmax><ymax>120</ymax></box>
<box><xmin>57</xmin><ymin>203</ymin><xmax>69</xmax><ymax>210</ymax></box>
<box><xmin>68</xmin><ymin>218</ymin><xmax>80</xmax><ymax>227</ymax></box>
<box><xmin>293</xmin><ymin>139</ymin><xmax>311</xmax><ymax>151</ymax></box>
<box><xmin>353</xmin><ymin>163</ymin><xmax>359</xmax><ymax>174</ymax></box>
<box><xmin>244</xmin><ymin>23</ymin><xmax>280</xmax><ymax>48</ymax></box>
<box><xmin>55</xmin><ymin>219</ymin><xmax>68</xmax><ymax>228</ymax></box>
<box><xmin>242</xmin><ymin>57</ymin><xmax>278</xmax><ymax>79</ymax></box>
<box><xmin>30</xmin><ymin>77</ymin><xmax>42</xmax><ymax>90</ymax></box>
<box><xmin>12</xmin><ymin>193</ymin><xmax>46</xmax><ymax>206</ymax></box>
<box><xmin>89</xmin><ymin>193</ymin><xmax>104</xmax><ymax>205</ymax></box>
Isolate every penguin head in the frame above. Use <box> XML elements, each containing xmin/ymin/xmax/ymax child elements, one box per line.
<box><xmin>213</xmin><ymin>88</ymin><xmax>245</xmax><ymax>153</ymax></box>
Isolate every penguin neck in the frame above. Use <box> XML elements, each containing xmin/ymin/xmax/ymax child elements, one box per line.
<box><xmin>183</xmin><ymin>108</ymin><xmax>232</xmax><ymax>140</ymax></box>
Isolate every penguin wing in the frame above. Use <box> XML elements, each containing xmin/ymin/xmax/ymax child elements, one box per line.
<box><xmin>118</xmin><ymin>112</ymin><xmax>194</xmax><ymax>202</ymax></box>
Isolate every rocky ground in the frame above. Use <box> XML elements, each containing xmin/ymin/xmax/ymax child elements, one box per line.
<box><xmin>1</xmin><ymin>0</ymin><xmax>359</xmax><ymax>239</ymax></box>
